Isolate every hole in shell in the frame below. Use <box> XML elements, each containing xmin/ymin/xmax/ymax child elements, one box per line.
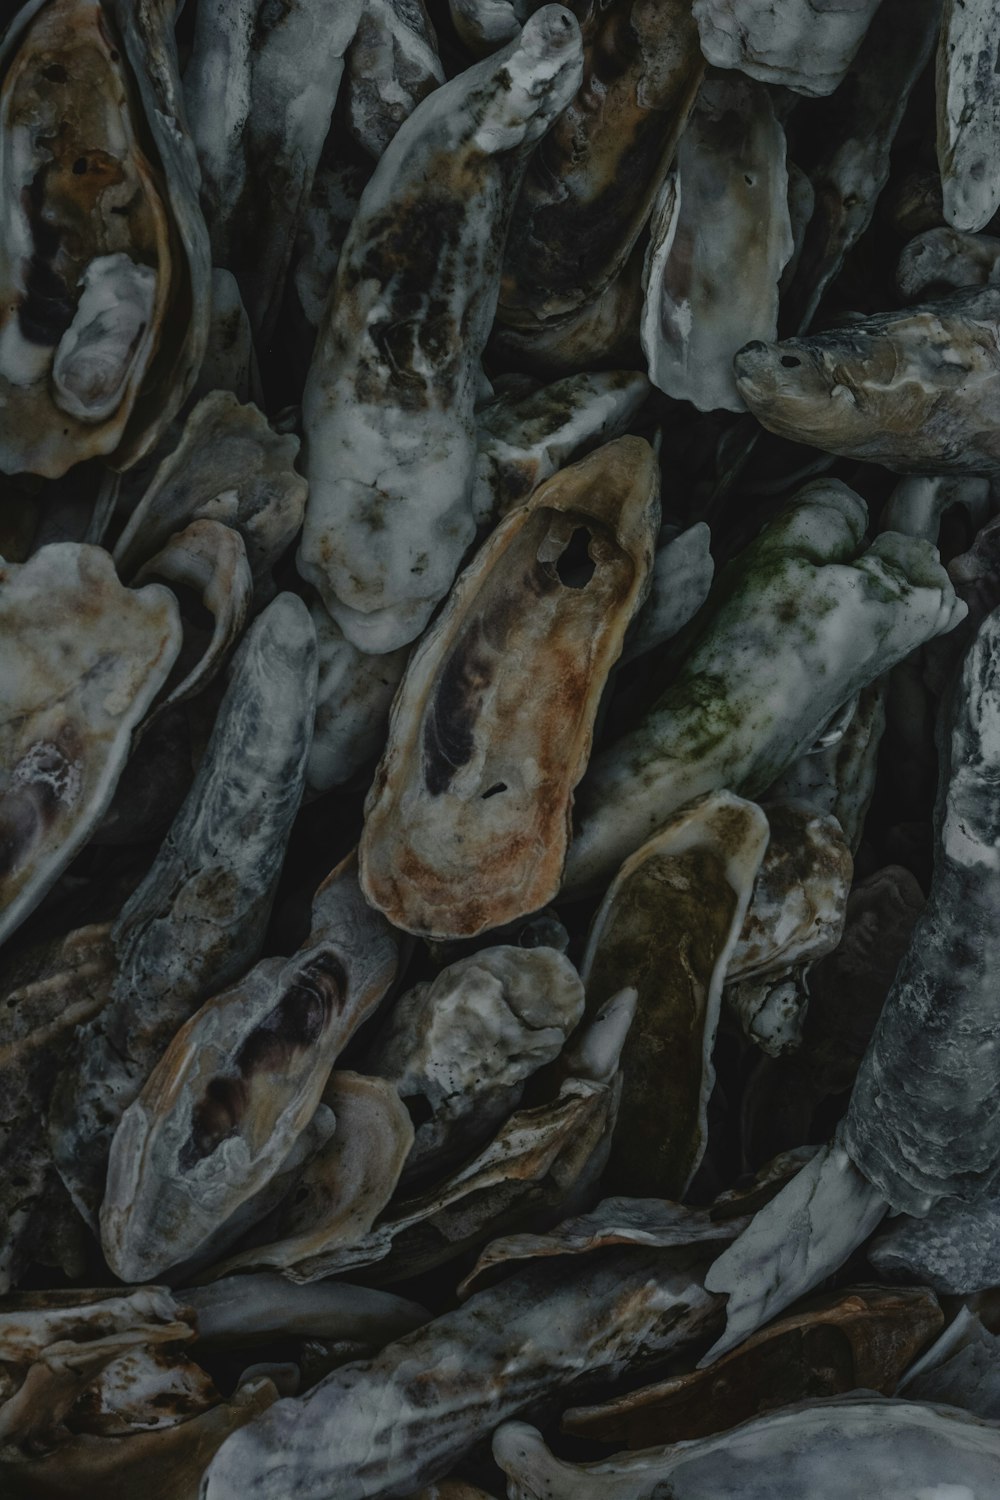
<box><xmin>481</xmin><ymin>782</ymin><xmax>507</xmax><ymax>800</ymax></box>
<box><xmin>554</xmin><ymin>527</ymin><xmax>597</xmax><ymax>590</ymax></box>
<box><xmin>42</xmin><ymin>64</ymin><xmax>67</xmax><ymax>83</ymax></box>
<box><xmin>780</xmin><ymin>355</ymin><xmax>802</xmax><ymax>369</ymax></box>
<box><xmin>402</xmin><ymin>1094</ymin><xmax>434</xmax><ymax>1130</ymax></box>
<box><xmin>72</xmin><ymin>158</ymin><xmax>88</xmax><ymax>175</ymax></box>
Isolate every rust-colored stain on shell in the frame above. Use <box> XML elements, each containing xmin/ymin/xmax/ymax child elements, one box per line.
<box><xmin>360</xmin><ymin>437</ymin><xmax>659</xmax><ymax>938</ymax></box>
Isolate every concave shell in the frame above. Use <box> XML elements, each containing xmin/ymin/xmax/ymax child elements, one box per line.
<box><xmin>562</xmin><ymin>1285</ymin><xmax>943</xmax><ymax>1446</ymax></box>
<box><xmin>298</xmin><ymin>8</ymin><xmax>584</xmax><ymax>654</ymax></box>
<box><xmin>0</xmin><ymin>543</ymin><xmax>181</xmax><ymax>950</ymax></box>
<box><xmin>936</xmin><ymin>0</ymin><xmax>1000</xmax><ymax>233</ymax></box>
<box><xmin>362</xmin><ymin>944</ymin><xmax>585</xmax><ymax>1183</ymax></box>
<box><xmin>498</xmin><ymin>0</ymin><xmax>704</xmax><ymax>327</ymax></box>
<box><xmin>581</xmin><ymin>791</ymin><xmax>769</xmax><ymax>1198</ymax></box>
<box><xmin>100</xmin><ymin>857</ymin><xmax>399</xmax><ymax>1281</ymax></box>
<box><xmin>565</xmin><ymin>480</ymin><xmax>964</xmax><ymax>892</ymax></box>
<box><xmin>735</xmin><ymin>287</ymin><xmax>1000</xmax><ymax>475</ymax></box>
<box><xmin>0</xmin><ymin>0</ymin><xmax>209</xmax><ymax>477</ymax></box>
<box><xmin>641</xmin><ymin>74</ymin><xmax>792</xmax><ymax>412</ymax></box>
<box><xmin>692</xmin><ymin>0</ymin><xmax>883</xmax><ymax>96</ymax></box>
<box><xmin>494</xmin><ymin>1399</ymin><xmax>1000</xmax><ymax>1500</ymax></box>
<box><xmin>361</xmin><ymin>436</ymin><xmax>659</xmax><ymax>939</ymax></box>
<box><xmin>206</xmin><ymin>1072</ymin><xmax>414</xmax><ymax>1277</ymax></box>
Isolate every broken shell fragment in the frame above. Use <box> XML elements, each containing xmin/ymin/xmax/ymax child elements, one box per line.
<box><xmin>735</xmin><ymin>288</ymin><xmax>1000</xmax><ymax>476</ymax></box>
<box><xmin>641</xmin><ymin>75</ymin><xmax>793</xmax><ymax>413</ymax></box>
<box><xmin>565</xmin><ymin>481</ymin><xmax>964</xmax><ymax>892</ymax></box>
<box><xmin>0</xmin><ymin>0</ymin><xmax>209</xmax><ymax>477</ymax></box>
<box><xmin>897</xmin><ymin>227</ymin><xmax>1000</xmax><ymax>302</ymax></box>
<box><xmin>363</xmin><ymin>944</ymin><xmax>584</xmax><ymax>1182</ymax></box>
<box><xmin>343</xmin><ymin>0</ymin><xmax>444</xmax><ymax>161</ymax></box>
<box><xmin>50</xmin><ymin>592</ymin><xmax>317</xmax><ymax>1227</ymax></box>
<box><xmin>581</xmin><ymin>792</ymin><xmax>769</xmax><ymax>1199</ymax></box>
<box><xmin>561</xmin><ymin>1285</ymin><xmax>943</xmax><ymax>1447</ymax></box>
<box><xmin>692</xmin><ymin>0</ymin><xmax>883</xmax><ymax>96</ymax></box>
<box><xmin>494</xmin><ymin>1400</ymin><xmax>1000</xmax><ymax>1500</ymax></box>
<box><xmin>936</xmin><ymin>0</ymin><xmax>1000</xmax><ymax>233</ymax></box>
<box><xmin>298</xmin><ymin>8</ymin><xmax>584</xmax><ymax>653</ymax></box>
<box><xmin>361</xmin><ymin>437</ymin><xmax>659</xmax><ymax>938</ymax></box>
<box><xmin>0</xmin><ymin>543</ymin><xmax>181</xmax><ymax>950</ymax></box>
<box><xmin>100</xmin><ymin>858</ymin><xmax>399</xmax><ymax>1281</ymax></box>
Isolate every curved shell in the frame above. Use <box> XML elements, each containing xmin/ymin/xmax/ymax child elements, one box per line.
<box><xmin>937</xmin><ymin>0</ymin><xmax>1000</xmax><ymax>233</ymax></box>
<box><xmin>581</xmin><ymin>792</ymin><xmax>769</xmax><ymax>1198</ymax></box>
<box><xmin>361</xmin><ymin>437</ymin><xmax>659</xmax><ymax>938</ymax></box>
<box><xmin>0</xmin><ymin>0</ymin><xmax>209</xmax><ymax>478</ymax></box>
<box><xmin>0</xmin><ymin>544</ymin><xmax>181</xmax><ymax>950</ymax></box>
<box><xmin>692</xmin><ymin>0</ymin><xmax>882</xmax><ymax>96</ymax></box>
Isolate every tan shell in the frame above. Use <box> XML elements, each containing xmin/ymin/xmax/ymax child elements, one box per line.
<box><xmin>581</xmin><ymin>792</ymin><xmax>769</xmax><ymax>1198</ymax></box>
<box><xmin>562</xmin><ymin>1285</ymin><xmax>944</xmax><ymax>1446</ymax></box>
<box><xmin>0</xmin><ymin>544</ymin><xmax>181</xmax><ymax>950</ymax></box>
<box><xmin>207</xmin><ymin>1072</ymin><xmax>414</xmax><ymax>1277</ymax></box>
<box><xmin>361</xmin><ymin>437</ymin><xmax>659</xmax><ymax>939</ymax></box>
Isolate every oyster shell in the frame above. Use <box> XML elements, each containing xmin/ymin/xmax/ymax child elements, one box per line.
<box><xmin>0</xmin><ymin>0</ymin><xmax>209</xmax><ymax>477</ymax></box>
<box><xmin>361</xmin><ymin>437</ymin><xmax>659</xmax><ymax>938</ymax></box>
<box><xmin>498</xmin><ymin>0</ymin><xmax>704</xmax><ymax>327</ymax></box>
<box><xmin>621</xmin><ymin>522</ymin><xmax>714</xmax><ymax>665</ymax></box>
<box><xmin>494</xmin><ymin>1399</ymin><xmax>1000</xmax><ymax>1499</ymax></box>
<box><xmin>183</xmin><ymin>1274</ymin><xmax>429</xmax><ymax>1347</ymax></box>
<box><xmin>763</xmin><ymin>682</ymin><xmax>885</xmax><ymax>850</ymax></box>
<box><xmin>201</xmin><ymin>1235</ymin><xmax>725</xmax><ymax>1500</ymax></box>
<box><xmin>562</xmin><ymin>1285</ymin><xmax>943</xmax><ymax>1446</ymax></box>
<box><xmin>581</xmin><ymin>792</ymin><xmax>769</xmax><ymax>1198</ymax></box>
<box><xmin>113</xmin><ymin>391</ymin><xmax>307</xmax><ymax>600</ymax></box>
<box><xmin>448</xmin><ymin>0</ymin><xmax>527</xmax><ymax>55</ymax></box>
<box><xmin>897</xmin><ymin>227</ymin><xmax>1000</xmax><ymax>303</ymax></box>
<box><xmin>50</xmin><ymin>592</ymin><xmax>317</xmax><ymax>1227</ymax></box>
<box><xmin>937</xmin><ymin>0</ymin><xmax>1000</xmax><ymax>233</ymax></box>
<box><xmin>871</xmin><ymin>1193</ymin><xmax>1000</xmax><ymax>1296</ymax></box>
<box><xmin>565</xmin><ymin>481</ymin><xmax>964</xmax><ymax>892</ymax></box>
<box><xmin>205</xmin><ymin>1072</ymin><xmax>413</xmax><ymax>1277</ymax></box>
<box><xmin>298</xmin><ymin>9</ymin><xmax>584</xmax><ymax>653</ymax></box>
<box><xmin>736</xmin><ymin>288</ymin><xmax>1000</xmax><ymax>475</ymax></box>
<box><xmin>343</xmin><ymin>0</ymin><xmax>443</xmax><ymax>161</ymax></box>
<box><xmin>132</xmin><ymin>519</ymin><xmax>253</xmax><ymax>716</ymax></box>
<box><xmin>842</xmin><ymin>603</ymin><xmax>1000</xmax><ymax>1214</ymax></box>
<box><xmin>0</xmin><ymin>543</ymin><xmax>181</xmax><ymax>950</ymax></box>
<box><xmin>641</xmin><ymin>74</ymin><xmax>793</xmax><ymax>412</ymax></box>
<box><xmin>100</xmin><ymin>856</ymin><xmax>399</xmax><ymax>1281</ymax></box>
<box><xmin>692</xmin><ymin>0</ymin><xmax>883</xmax><ymax>96</ymax></box>
<box><xmin>363</xmin><ymin>944</ymin><xmax>585</xmax><ymax>1182</ymax></box>
<box><xmin>900</xmin><ymin>1310</ymin><xmax>1000</xmax><ymax>1417</ymax></box>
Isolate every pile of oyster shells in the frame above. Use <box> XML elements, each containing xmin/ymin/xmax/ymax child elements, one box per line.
<box><xmin>5</xmin><ymin>0</ymin><xmax>1000</xmax><ymax>1494</ymax></box>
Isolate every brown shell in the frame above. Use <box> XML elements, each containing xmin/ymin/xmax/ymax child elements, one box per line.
<box><xmin>360</xmin><ymin>437</ymin><xmax>659</xmax><ymax>939</ymax></box>
<box><xmin>561</xmin><ymin>1285</ymin><xmax>944</xmax><ymax>1446</ymax></box>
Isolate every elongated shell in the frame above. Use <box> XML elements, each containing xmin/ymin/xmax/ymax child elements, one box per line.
<box><xmin>361</xmin><ymin>437</ymin><xmax>659</xmax><ymax>938</ymax></box>
<box><xmin>0</xmin><ymin>0</ymin><xmax>209</xmax><ymax>477</ymax></box>
<box><xmin>581</xmin><ymin>792</ymin><xmax>769</xmax><ymax>1198</ymax></box>
<box><xmin>298</xmin><ymin>8</ymin><xmax>584</xmax><ymax>653</ymax></box>
<box><xmin>843</xmin><ymin>604</ymin><xmax>1000</xmax><ymax>1213</ymax></box>
<box><xmin>566</xmin><ymin>481</ymin><xmax>964</xmax><ymax>891</ymax></box>
<box><xmin>641</xmin><ymin>75</ymin><xmax>792</xmax><ymax>412</ymax></box>
<box><xmin>495</xmin><ymin>1400</ymin><xmax>1000</xmax><ymax>1500</ymax></box>
<box><xmin>937</xmin><ymin>0</ymin><xmax>1000</xmax><ymax>233</ymax></box>
<box><xmin>100</xmin><ymin>859</ymin><xmax>399</xmax><ymax>1281</ymax></box>
<box><xmin>0</xmin><ymin>544</ymin><xmax>181</xmax><ymax>950</ymax></box>
<box><xmin>562</xmin><ymin>1285</ymin><xmax>943</xmax><ymax>1446</ymax></box>
<box><xmin>735</xmin><ymin>288</ymin><xmax>1000</xmax><ymax>475</ymax></box>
